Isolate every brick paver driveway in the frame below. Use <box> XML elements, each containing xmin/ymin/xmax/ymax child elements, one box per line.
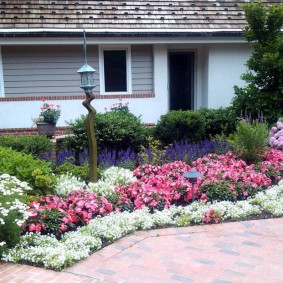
<box><xmin>1</xmin><ymin>218</ymin><xmax>282</xmax><ymax>283</ymax></box>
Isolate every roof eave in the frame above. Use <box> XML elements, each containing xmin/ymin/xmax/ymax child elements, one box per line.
<box><xmin>0</xmin><ymin>29</ymin><xmax>244</xmax><ymax>38</ymax></box>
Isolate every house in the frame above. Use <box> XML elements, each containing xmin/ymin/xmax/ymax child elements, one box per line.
<box><xmin>0</xmin><ymin>0</ymin><xmax>280</xmax><ymax>132</ymax></box>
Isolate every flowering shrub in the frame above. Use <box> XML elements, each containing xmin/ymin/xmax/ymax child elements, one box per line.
<box><xmin>38</xmin><ymin>98</ymin><xmax>61</xmax><ymax>124</ymax></box>
<box><xmin>269</xmin><ymin>119</ymin><xmax>283</xmax><ymax>149</ymax></box>
<box><xmin>255</xmin><ymin>149</ymin><xmax>283</xmax><ymax>183</ymax></box>
<box><xmin>193</xmin><ymin>151</ymin><xmax>272</xmax><ymax>201</ymax></box>
<box><xmin>115</xmin><ymin>161</ymin><xmax>192</xmax><ymax>212</ymax></box>
<box><xmin>24</xmin><ymin>190</ymin><xmax>113</xmax><ymax>238</ymax></box>
<box><xmin>0</xmin><ymin>174</ymin><xmax>31</xmax><ymax>251</ymax></box>
<box><xmin>115</xmin><ymin>151</ymin><xmax>277</xmax><ymax>210</ymax></box>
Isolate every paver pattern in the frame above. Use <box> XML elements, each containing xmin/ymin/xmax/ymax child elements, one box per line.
<box><xmin>1</xmin><ymin>217</ymin><xmax>283</xmax><ymax>283</ymax></box>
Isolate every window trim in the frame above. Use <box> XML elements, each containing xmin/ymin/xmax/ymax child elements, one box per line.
<box><xmin>99</xmin><ymin>45</ymin><xmax>132</xmax><ymax>94</ymax></box>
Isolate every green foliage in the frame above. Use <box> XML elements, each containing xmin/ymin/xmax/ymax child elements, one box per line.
<box><xmin>154</xmin><ymin>110</ymin><xmax>205</xmax><ymax>145</ymax></box>
<box><xmin>198</xmin><ymin>107</ymin><xmax>238</xmax><ymax>139</ymax></box>
<box><xmin>232</xmin><ymin>3</ymin><xmax>283</xmax><ymax>124</ymax></box>
<box><xmin>233</xmin><ymin>120</ymin><xmax>269</xmax><ymax>164</ymax></box>
<box><xmin>0</xmin><ymin>209</ymin><xmax>22</xmax><ymax>251</ymax></box>
<box><xmin>0</xmin><ymin>135</ymin><xmax>54</xmax><ymax>158</ymax></box>
<box><xmin>64</xmin><ymin>111</ymin><xmax>148</xmax><ymax>154</ymax></box>
<box><xmin>53</xmin><ymin>158</ymin><xmax>99</xmax><ymax>183</ymax></box>
<box><xmin>0</xmin><ymin>146</ymin><xmax>55</xmax><ymax>195</ymax></box>
<box><xmin>139</xmin><ymin>136</ymin><xmax>166</xmax><ymax>165</ymax></box>
<box><xmin>95</xmin><ymin>111</ymin><xmax>147</xmax><ymax>152</ymax></box>
<box><xmin>200</xmin><ymin>182</ymin><xmax>238</xmax><ymax>202</ymax></box>
<box><xmin>176</xmin><ymin>215</ymin><xmax>192</xmax><ymax>227</ymax></box>
<box><xmin>63</xmin><ymin>115</ymin><xmax>89</xmax><ymax>156</ymax></box>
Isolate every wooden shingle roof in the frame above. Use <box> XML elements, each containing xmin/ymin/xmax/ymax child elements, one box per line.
<box><xmin>0</xmin><ymin>1</ymin><xmax>281</xmax><ymax>33</ymax></box>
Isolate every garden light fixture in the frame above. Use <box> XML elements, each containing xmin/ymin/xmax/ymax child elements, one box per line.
<box><xmin>77</xmin><ymin>30</ymin><xmax>97</xmax><ymax>182</ymax></box>
<box><xmin>183</xmin><ymin>169</ymin><xmax>202</xmax><ymax>201</ymax></box>
<box><xmin>77</xmin><ymin>63</ymin><xmax>96</xmax><ymax>93</ymax></box>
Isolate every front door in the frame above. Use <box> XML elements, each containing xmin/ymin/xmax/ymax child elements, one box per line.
<box><xmin>169</xmin><ymin>52</ymin><xmax>194</xmax><ymax>111</ymax></box>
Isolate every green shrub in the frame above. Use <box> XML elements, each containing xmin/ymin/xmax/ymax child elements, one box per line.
<box><xmin>53</xmin><ymin>159</ymin><xmax>100</xmax><ymax>183</ymax></box>
<box><xmin>154</xmin><ymin>110</ymin><xmax>205</xmax><ymax>145</ymax></box>
<box><xmin>95</xmin><ymin>111</ymin><xmax>147</xmax><ymax>152</ymax></box>
<box><xmin>63</xmin><ymin>111</ymin><xmax>148</xmax><ymax>154</ymax></box>
<box><xmin>63</xmin><ymin>115</ymin><xmax>88</xmax><ymax>155</ymax></box>
<box><xmin>233</xmin><ymin>120</ymin><xmax>269</xmax><ymax>164</ymax></box>
<box><xmin>0</xmin><ymin>146</ymin><xmax>55</xmax><ymax>195</ymax></box>
<box><xmin>0</xmin><ymin>135</ymin><xmax>54</xmax><ymax>158</ymax></box>
<box><xmin>198</xmin><ymin>107</ymin><xmax>238</xmax><ymax>139</ymax></box>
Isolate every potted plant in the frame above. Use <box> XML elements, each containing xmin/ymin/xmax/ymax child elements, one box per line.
<box><xmin>34</xmin><ymin>99</ymin><xmax>61</xmax><ymax>138</ymax></box>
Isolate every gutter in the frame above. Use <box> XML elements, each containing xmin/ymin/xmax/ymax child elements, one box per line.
<box><xmin>0</xmin><ymin>28</ymin><xmax>244</xmax><ymax>38</ymax></box>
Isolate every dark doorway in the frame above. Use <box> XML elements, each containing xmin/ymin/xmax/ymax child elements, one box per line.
<box><xmin>169</xmin><ymin>52</ymin><xmax>194</xmax><ymax>111</ymax></box>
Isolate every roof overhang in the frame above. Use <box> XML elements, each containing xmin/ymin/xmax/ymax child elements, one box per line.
<box><xmin>0</xmin><ymin>28</ymin><xmax>248</xmax><ymax>45</ymax></box>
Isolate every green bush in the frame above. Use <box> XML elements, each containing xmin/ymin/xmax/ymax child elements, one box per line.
<box><xmin>154</xmin><ymin>110</ymin><xmax>205</xmax><ymax>145</ymax></box>
<box><xmin>53</xmin><ymin>159</ymin><xmax>95</xmax><ymax>183</ymax></box>
<box><xmin>63</xmin><ymin>111</ymin><xmax>148</xmax><ymax>154</ymax></box>
<box><xmin>198</xmin><ymin>107</ymin><xmax>238</xmax><ymax>139</ymax></box>
<box><xmin>63</xmin><ymin>115</ymin><xmax>88</xmax><ymax>155</ymax></box>
<box><xmin>233</xmin><ymin>120</ymin><xmax>269</xmax><ymax>164</ymax></box>
<box><xmin>95</xmin><ymin>111</ymin><xmax>147</xmax><ymax>152</ymax></box>
<box><xmin>0</xmin><ymin>146</ymin><xmax>55</xmax><ymax>195</ymax></box>
<box><xmin>0</xmin><ymin>135</ymin><xmax>54</xmax><ymax>158</ymax></box>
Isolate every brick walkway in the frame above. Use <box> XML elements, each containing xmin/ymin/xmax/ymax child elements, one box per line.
<box><xmin>1</xmin><ymin>218</ymin><xmax>283</xmax><ymax>283</ymax></box>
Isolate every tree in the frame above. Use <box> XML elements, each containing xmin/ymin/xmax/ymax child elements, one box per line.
<box><xmin>231</xmin><ymin>2</ymin><xmax>283</xmax><ymax>124</ymax></box>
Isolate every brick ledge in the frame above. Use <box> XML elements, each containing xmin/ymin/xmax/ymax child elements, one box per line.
<box><xmin>0</xmin><ymin>93</ymin><xmax>155</xmax><ymax>102</ymax></box>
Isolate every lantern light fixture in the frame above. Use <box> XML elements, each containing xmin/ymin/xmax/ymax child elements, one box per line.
<box><xmin>77</xmin><ymin>30</ymin><xmax>96</xmax><ymax>92</ymax></box>
<box><xmin>183</xmin><ymin>168</ymin><xmax>202</xmax><ymax>201</ymax></box>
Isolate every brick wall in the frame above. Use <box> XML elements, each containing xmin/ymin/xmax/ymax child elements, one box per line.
<box><xmin>0</xmin><ymin>126</ymin><xmax>68</xmax><ymax>137</ymax></box>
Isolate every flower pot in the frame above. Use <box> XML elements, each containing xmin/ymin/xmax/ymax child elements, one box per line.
<box><xmin>36</xmin><ymin>122</ymin><xmax>56</xmax><ymax>138</ymax></box>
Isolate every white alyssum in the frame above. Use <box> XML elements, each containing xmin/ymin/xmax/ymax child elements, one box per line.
<box><xmin>53</xmin><ymin>173</ymin><xmax>86</xmax><ymax>196</ymax></box>
<box><xmin>0</xmin><ymin>174</ymin><xmax>32</xmax><ymax>227</ymax></box>
<box><xmin>87</xmin><ymin>167</ymin><xmax>136</xmax><ymax>202</ymax></box>
<box><xmin>53</xmin><ymin>167</ymin><xmax>135</xmax><ymax>200</ymax></box>
<box><xmin>1</xmin><ymin>179</ymin><xmax>283</xmax><ymax>270</ymax></box>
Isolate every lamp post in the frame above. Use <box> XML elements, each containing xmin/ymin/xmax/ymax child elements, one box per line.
<box><xmin>77</xmin><ymin>30</ymin><xmax>97</xmax><ymax>182</ymax></box>
<box><xmin>183</xmin><ymin>169</ymin><xmax>202</xmax><ymax>201</ymax></box>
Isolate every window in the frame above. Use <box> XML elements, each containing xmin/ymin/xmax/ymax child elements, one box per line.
<box><xmin>100</xmin><ymin>47</ymin><xmax>131</xmax><ymax>94</ymax></box>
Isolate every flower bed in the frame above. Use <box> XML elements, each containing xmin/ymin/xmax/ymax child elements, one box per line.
<box><xmin>1</xmin><ymin>149</ymin><xmax>283</xmax><ymax>270</ymax></box>
<box><xmin>115</xmin><ymin>150</ymin><xmax>283</xmax><ymax>210</ymax></box>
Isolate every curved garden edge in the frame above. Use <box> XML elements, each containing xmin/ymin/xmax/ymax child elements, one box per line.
<box><xmin>1</xmin><ymin>179</ymin><xmax>283</xmax><ymax>271</ymax></box>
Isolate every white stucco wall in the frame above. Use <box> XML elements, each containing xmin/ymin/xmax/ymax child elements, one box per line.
<box><xmin>0</xmin><ymin>96</ymin><xmax>167</xmax><ymax>129</ymax></box>
<box><xmin>206</xmin><ymin>43</ymin><xmax>251</xmax><ymax>109</ymax></box>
